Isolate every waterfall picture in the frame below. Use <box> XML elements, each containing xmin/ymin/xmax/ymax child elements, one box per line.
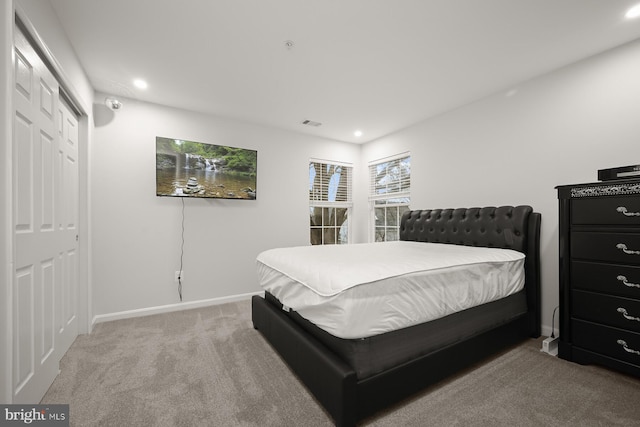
<box><xmin>156</xmin><ymin>136</ymin><xmax>257</xmax><ymax>199</ymax></box>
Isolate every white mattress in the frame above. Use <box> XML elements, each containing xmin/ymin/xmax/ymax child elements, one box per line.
<box><xmin>256</xmin><ymin>241</ymin><xmax>525</xmax><ymax>339</ymax></box>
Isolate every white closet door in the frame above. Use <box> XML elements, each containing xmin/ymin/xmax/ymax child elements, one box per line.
<box><xmin>54</xmin><ymin>99</ymin><xmax>79</xmax><ymax>362</ymax></box>
<box><xmin>12</xmin><ymin>24</ymin><xmax>79</xmax><ymax>404</ymax></box>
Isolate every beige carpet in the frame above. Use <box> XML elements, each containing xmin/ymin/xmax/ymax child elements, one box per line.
<box><xmin>42</xmin><ymin>299</ymin><xmax>640</xmax><ymax>426</ymax></box>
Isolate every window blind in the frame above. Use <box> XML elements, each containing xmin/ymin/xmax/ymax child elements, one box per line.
<box><xmin>309</xmin><ymin>160</ymin><xmax>352</xmax><ymax>203</ymax></box>
<box><xmin>368</xmin><ymin>154</ymin><xmax>410</xmax><ymax>201</ymax></box>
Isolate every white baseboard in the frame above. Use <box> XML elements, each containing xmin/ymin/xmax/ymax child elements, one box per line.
<box><xmin>91</xmin><ymin>291</ymin><xmax>263</xmax><ymax>326</ymax></box>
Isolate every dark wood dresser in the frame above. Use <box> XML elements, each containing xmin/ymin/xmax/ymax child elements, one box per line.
<box><xmin>557</xmin><ymin>179</ymin><xmax>640</xmax><ymax>377</ymax></box>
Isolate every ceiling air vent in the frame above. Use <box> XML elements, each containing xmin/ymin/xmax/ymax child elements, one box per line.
<box><xmin>302</xmin><ymin>119</ymin><xmax>322</xmax><ymax>127</ymax></box>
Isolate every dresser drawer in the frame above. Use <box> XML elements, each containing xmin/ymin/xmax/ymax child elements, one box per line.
<box><xmin>572</xmin><ymin>261</ymin><xmax>640</xmax><ymax>299</ymax></box>
<box><xmin>572</xmin><ymin>290</ymin><xmax>640</xmax><ymax>333</ymax></box>
<box><xmin>573</xmin><ymin>319</ymin><xmax>640</xmax><ymax>367</ymax></box>
<box><xmin>571</xmin><ymin>232</ymin><xmax>640</xmax><ymax>265</ymax></box>
<box><xmin>572</xmin><ymin>196</ymin><xmax>640</xmax><ymax>225</ymax></box>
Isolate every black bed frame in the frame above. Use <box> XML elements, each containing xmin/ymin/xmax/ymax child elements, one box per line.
<box><xmin>252</xmin><ymin>206</ymin><xmax>541</xmax><ymax>426</ymax></box>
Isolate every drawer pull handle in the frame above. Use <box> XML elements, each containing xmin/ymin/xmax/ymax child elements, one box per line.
<box><xmin>617</xmin><ymin>307</ymin><xmax>640</xmax><ymax>322</ymax></box>
<box><xmin>617</xmin><ymin>340</ymin><xmax>640</xmax><ymax>356</ymax></box>
<box><xmin>617</xmin><ymin>206</ymin><xmax>640</xmax><ymax>217</ymax></box>
<box><xmin>616</xmin><ymin>243</ymin><xmax>640</xmax><ymax>256</ymax></box>
<box><xmin>617</xmin><ymin>275</ymin><xmax>640</xmax><ymax>289</ymax></box>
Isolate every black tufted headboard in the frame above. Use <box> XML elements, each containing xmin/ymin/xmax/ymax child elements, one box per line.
<box><xmin>400</xmin><ymin>206</ymin><xmax>533</xmax><ymax>253</ymax></box>
<box><xmin>400</xmin><ymin>205</ymin><xmax>542</xmax><ymax>336</ymax></box>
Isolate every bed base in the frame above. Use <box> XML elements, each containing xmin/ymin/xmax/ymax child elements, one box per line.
<box><xmin>253</xmin><ymin>295</ymin><xmax>528</xmax><ymax>426</ymax></box>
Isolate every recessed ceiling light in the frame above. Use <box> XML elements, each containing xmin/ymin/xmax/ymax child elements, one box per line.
<box><xmin>626</xmin><ymin>4</ymin><xmax>640</xmax><ymax>19</ymax></box>
<box><xmin>133</xmin><ymin>79</ymin><xmax>148</xmax><ymax>89</ymax></box>
<box><xmin>354</xmin><ymin>130</ymin><xmax>363</xmax><ymax>137</ymax></box>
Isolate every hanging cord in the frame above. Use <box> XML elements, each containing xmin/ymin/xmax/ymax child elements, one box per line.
<box><xmin>178</xmin><ymin>197</ymin><xmax>185</xmax><ymax>301</ymax></box>
<box><xmin>551</xmin><ymin>306</ymin><xmax>559</xmax><ymax>338</ymax></box>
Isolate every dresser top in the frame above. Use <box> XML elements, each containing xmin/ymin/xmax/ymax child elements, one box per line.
<box><xmin>557</xmin><ymin>179</ymin><xmax>640</xmax><ymax>199</ymax></box>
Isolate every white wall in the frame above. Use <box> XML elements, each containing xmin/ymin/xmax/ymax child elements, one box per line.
<box><xmin>91</xmin><ymin>95</ymin><xmax>361</xmax><ymax>319</ymax></box>
<box><xmin>16</xmin><ymin>0</ymin><xmax>93</xmax><ymax>111</ymax></box>
<box><xmin>12</xmin><ymin>0</ymin><xmax>640</xmax><ymax>337</ymax></box>
<box><xmin>360</xmin><ymin>38</ymin><xmax>640</xmax><ymax>336</ymax></box>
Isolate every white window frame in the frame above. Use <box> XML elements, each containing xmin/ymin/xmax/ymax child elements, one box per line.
<box><xmin>309</xmin><ymin>159</ymin><xmax>353</xmax><ymax>245</ymax></box>
<box><xmin>368</xmin><ymin>152</ymin><xmax>411</xmax><ymax>242</ymax></box>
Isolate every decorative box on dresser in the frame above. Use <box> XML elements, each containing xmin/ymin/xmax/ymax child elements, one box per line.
<box><xmin>557</xmin><ymin>179</ymin><xmax>640</xmax><ymax>377</ymax></box>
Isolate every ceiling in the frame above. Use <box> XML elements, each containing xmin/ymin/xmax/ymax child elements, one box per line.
<box><xmin>49</xmin><ymin>0</ymin><xmax>640</xmax><ymax>143</ymax></box>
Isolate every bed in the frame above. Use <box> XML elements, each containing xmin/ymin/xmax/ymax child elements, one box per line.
<box><xmin>252</xmin><ymin>206</ymin><xmax>541</xmax><ymax>426</ymax></box>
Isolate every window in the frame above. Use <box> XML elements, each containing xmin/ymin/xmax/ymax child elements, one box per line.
<box><xmin>309</xmin><ymin>160</ymin><xmax>352</xmax><ymax>245</ymax></box>
<box><xmin>369</xmin><ymin>153</ymin><xmax>411</xmax><ymax>242</ymax></box>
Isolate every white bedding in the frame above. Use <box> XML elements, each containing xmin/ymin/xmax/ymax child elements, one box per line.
<box><xmin>256</xmin><ymin>241</ymin><xmax>525</xmax><ymax>339</ymax></box>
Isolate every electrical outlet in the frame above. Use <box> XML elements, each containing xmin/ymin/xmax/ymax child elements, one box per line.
<box><xmin>541</xmin><ymin>336</ymin><xmax>559</xmax><ymax>356</ymax></box>
<box><xmin>174</xmin><ymin>271</ymin><xmax>183</xmax><ymax>283</ymax></box>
